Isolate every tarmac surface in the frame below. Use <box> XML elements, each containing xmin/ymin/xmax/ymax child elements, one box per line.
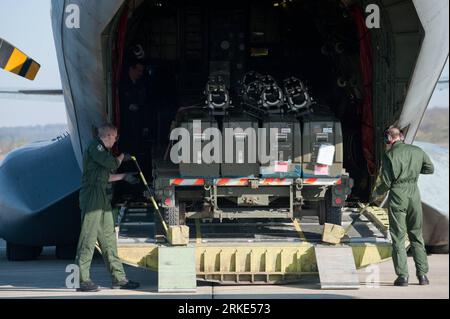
<box><xmin>0</xmin><ymin>239</ymin><xmax>448</xmax><ymax>299</ymax></box>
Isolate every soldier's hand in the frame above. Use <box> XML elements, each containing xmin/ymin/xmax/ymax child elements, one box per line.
<box><xmin>123</xmin><ymin>173</ymin><xmax>140</xmax><ymax>185</ymax></box>
<box><xmin>143</xmin><ymin>188</ymin><xmax>155</xmax><ymax>199</ymax></box>
<box><xmin>129</xmin><ymin>104</ymin><xmax>139</xmax><ymax>112</ymax></box>
<box><xmin>123</xmin><ymin>153</ymin><xmax>133</xmax><ymax>162</ymax></box>
<box><xmin>117</xmin><ymin>153</ymin><xmax>125</xmax><ymax>163</ymax></box>
<box><xmin>370</xmin><ymin>191</ymin><xmax>385</xmax><ymax>207</ymax></box>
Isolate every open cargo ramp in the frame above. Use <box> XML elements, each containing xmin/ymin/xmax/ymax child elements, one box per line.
<box><xmin>115</xmin><ymin>207</ymin><xmax>392</xmax><ymax>285</ymax></box>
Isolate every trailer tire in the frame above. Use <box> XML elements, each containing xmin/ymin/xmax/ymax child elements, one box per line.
<box><xmin>318</xmin><ymin>200</ymin><xmax>326</xmax><ymax>225</ymax></box>
<box><xmin>165</xmin><ymin>206</ymin><xmax>180</xmax><ymax>226</ymax></box>
<box><xmin>325</xmin><ymin>191</ymin><xmax>343</xmax><ymax>225</ymax></box>
<box><xmin>326</xmin><ymin>206</ymin><xmax>343</xmax><ymax>226</ymax></box>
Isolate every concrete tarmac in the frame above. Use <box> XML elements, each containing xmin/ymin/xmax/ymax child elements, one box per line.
<box><xmin>0</xmin><ymin>239</ymin><xmax>448</xmax><ymax>299</ymax></box>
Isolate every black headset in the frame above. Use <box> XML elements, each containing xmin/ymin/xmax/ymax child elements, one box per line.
<box><xmin>384</xmin><ymin>129</ymin><xmax>393</xmax><ymax>145</ymax></box>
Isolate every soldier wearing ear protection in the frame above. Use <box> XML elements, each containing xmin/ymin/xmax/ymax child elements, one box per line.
<box><xmin>384</xmin><ymin>127</ymin><xmax>405</xmax><ymax>145</ymax></box>
<box><xmin>373</xmin><ymin>126</ymin><xmax>434</xmax><ymax>287</ymax></box>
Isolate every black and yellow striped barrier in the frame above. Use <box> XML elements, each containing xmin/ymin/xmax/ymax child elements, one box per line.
<box><xmin>130</xmin><ymin>156</ymin><xmax>169</xmax><ymax>236</ymax></box>
<box><xmin>0</xmin><ymin>38</ymin><xmax>40</xmax><ymax>80</ymax></box>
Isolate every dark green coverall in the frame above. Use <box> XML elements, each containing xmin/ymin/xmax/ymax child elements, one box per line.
<box><xmin>374</xmin><ymin>141</ymin><xmax>434</xmax><ymax>278</ymax></box>
<box><xmin>75</xmin><ymin>139</ymin><xmax>126</xmax><ymax>284</ymax></box>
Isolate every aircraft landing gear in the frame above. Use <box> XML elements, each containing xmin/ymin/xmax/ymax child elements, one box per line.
<box><xmin>55</xmin><ymin>244</ymin><xmax>77</xmax><ymax>260</ymax></box>
<box><xmin>6</xmin><ymin>242</ymin><xmax>42</xmax><ymax>261</ymax></box>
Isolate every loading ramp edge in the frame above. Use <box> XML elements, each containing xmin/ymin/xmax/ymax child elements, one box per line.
<box><xmin>117</xmin><ymin>241</ymin><xmax>392</xmax><ymax>284</ymax></box>
<box><xmin>115</xmin><ymin>206</ymin><xmax>393</xmax><ymax>284</ymax></box>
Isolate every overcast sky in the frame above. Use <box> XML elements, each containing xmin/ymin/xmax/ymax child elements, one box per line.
<box><xmin>0</xmin><ymin>0</ymin><xmax>66</xmax><ymax>127</ymax></box>
<box><xmin>0</xmin><ymin>0</ymin><xmax>448</xmax><ymax>127</ymax></box>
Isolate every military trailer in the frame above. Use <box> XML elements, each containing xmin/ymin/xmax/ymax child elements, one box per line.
<box><xmin>152</xmin><ymin>73</ymin><xmax>353</xmax><ymax>227</ymax></box>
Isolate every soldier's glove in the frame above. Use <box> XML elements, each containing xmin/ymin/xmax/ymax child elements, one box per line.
<box><xmin>143</xmin><ymin>188</ymin><xmax>156</xmax><ymax>199</ymax></box>
<box><xmin>123</xmin><ymin>173</ymin><xmax>140</xmax><ymax>185</ymax></box>
<box><xmin>129</xmin><ymin>104</ymin><xmax>140</xmax><ymax>112</ymax></box>
<box><xmin>123</xmin><ymin>153</ymin><xmax>133</xmax><ymax>162</ymax></box>
<box><xmin>369</xmin><ymin>190</ymin><xmax>385</xmax><ymax>207</ymax></box>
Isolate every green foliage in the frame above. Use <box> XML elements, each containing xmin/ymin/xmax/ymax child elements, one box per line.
<box><xmin>416</xmin><ymin>108</ymin><xmax>449</xmax><ymax>148</ymax></box>
<box><xmin>0</xmin><ymin>124</ymin><xmax>68</xmax><ymax>160</ymax></box>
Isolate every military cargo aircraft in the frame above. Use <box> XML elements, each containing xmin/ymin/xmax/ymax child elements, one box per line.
<box><xmin>0</xmin><ymin>0</ymin><xmax>448</xmax><ymax>260</ymax></box>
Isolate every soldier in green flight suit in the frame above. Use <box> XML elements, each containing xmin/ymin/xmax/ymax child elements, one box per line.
<box><xmin>75</xmin><ymin>124</ymin><xmax>140</xmax><ymax>292</ymax></box>
<box><xmin>373</xmin><ymin>126</ymin><xmax>435</xmax><ymax>287</ymax></box>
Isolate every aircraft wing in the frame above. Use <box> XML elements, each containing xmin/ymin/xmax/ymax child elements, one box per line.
<box><xmin>0</xmin><ymin>89</ymin><xmax>64</xmax><ymax>102</ymax></box>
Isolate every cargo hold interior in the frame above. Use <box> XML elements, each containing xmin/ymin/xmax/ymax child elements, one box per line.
<box><xmin>105</xmin><ymin>0</ymin><xmax>424</xmax><ymax>203</ymax></box>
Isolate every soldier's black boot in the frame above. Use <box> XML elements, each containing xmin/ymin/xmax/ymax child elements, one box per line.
<box><xmin>77</xmin><ymin>281</ymin><xmax>101</xmax><ymax>292</ymax></box>
<box><xmin>112</xmin><ymin>279</ymin><xmax>140</xmax><ymax>290</ymax></box>
<box><xmin>417</xmin><ymin>275</ymin><xmax>430</xmax><ymax>286</ymax></box>
<box><xmin>394</xmin><ymin>276</ymin><xmax>409</xmax><ymax>287</ymax></box>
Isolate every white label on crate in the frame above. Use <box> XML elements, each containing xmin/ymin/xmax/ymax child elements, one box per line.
<box><xmin>323</xmin><ymin>127</ymin><xmax>333</xmax><ymax>134</ymax></box>
<box><xmin>275</xmin><ymin>161</ymin><xmax>289</xmax><ymax>173</ymax></box>
<box><xmin>281</xmin><ymin>128</ymin><xmax>291</xmax><ymax>134</ymax></box>
<box><xmin>315</xmin><ymin>164</ymin><xmax>330</xmax><ymax>176</ymax></box>
<box><xmin>277</xmin><ymin>133</ymin><xmax>288</xmax><ymax>141</ymax></box>
<box><xmin>317</xmin><ymin>144</ymin><xmax>335</xmax><ymax>166</ymax></box>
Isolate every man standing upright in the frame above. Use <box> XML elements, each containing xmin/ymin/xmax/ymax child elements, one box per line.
<box><xmin>75</xmin><ymin>124</ymin><xmax>140</xmax><ymax>292</ymax></box>
<box><xmin>373</xmin><ymin>126</ymin><xmax>435</xmax><ymax>287</ymax></box>
<box><xmin>119</xmin><ymin>60</ymin><xmax>146</xmax><ymax>157</ymax></box>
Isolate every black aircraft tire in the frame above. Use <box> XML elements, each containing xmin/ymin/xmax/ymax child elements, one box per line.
<box><xmin>35</xmin><ymin>246</ymin><xmax>43</xmax><ymax>256</ymax></box>
<box><xmin>55</xmin><ymin>244</ymin><xmax>77</xmax><ymax>260</ymax></box>
<box><xmin>6</xmin><ymin>242</ymin><xmax>42</xmax><ymax>261</ymax></box>
<box><xmin>426</xmin><ymin>244</ymin><xmax>449</xmax><ymax>255</ymax></box>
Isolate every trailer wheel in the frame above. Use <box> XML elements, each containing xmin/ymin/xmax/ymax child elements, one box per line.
<box><xmin>318</xmin><ymin>190</ymin><xmax>343</xmax><ymax>225</ymax></box>
<box><xmin>326</xmin><ymin>205</ymin><xmax>343</xmax><ymax>226</ymax></box>
<box><xmin>324</xmin><ymin>190</ymin><xmax>343</xmax><ymax>225</ymax></box>
<box><xmin>179</xmin><ymin>202</ymin><xmax>186</xmax><ymax>225</ymax></box>
<box><xmin>6</xmin><ymin>242</ymin><xmax>42</xmax><ymax>261</ymax></box>
<box><xmin>318</xmin><ymin>200</ymin><xmax>326</xmax><ymax>225</ymax></box>
<box><xmin>164</xmin><ymin>206</ymin><xmax>180</xmax><ymax>226</ymax></box>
